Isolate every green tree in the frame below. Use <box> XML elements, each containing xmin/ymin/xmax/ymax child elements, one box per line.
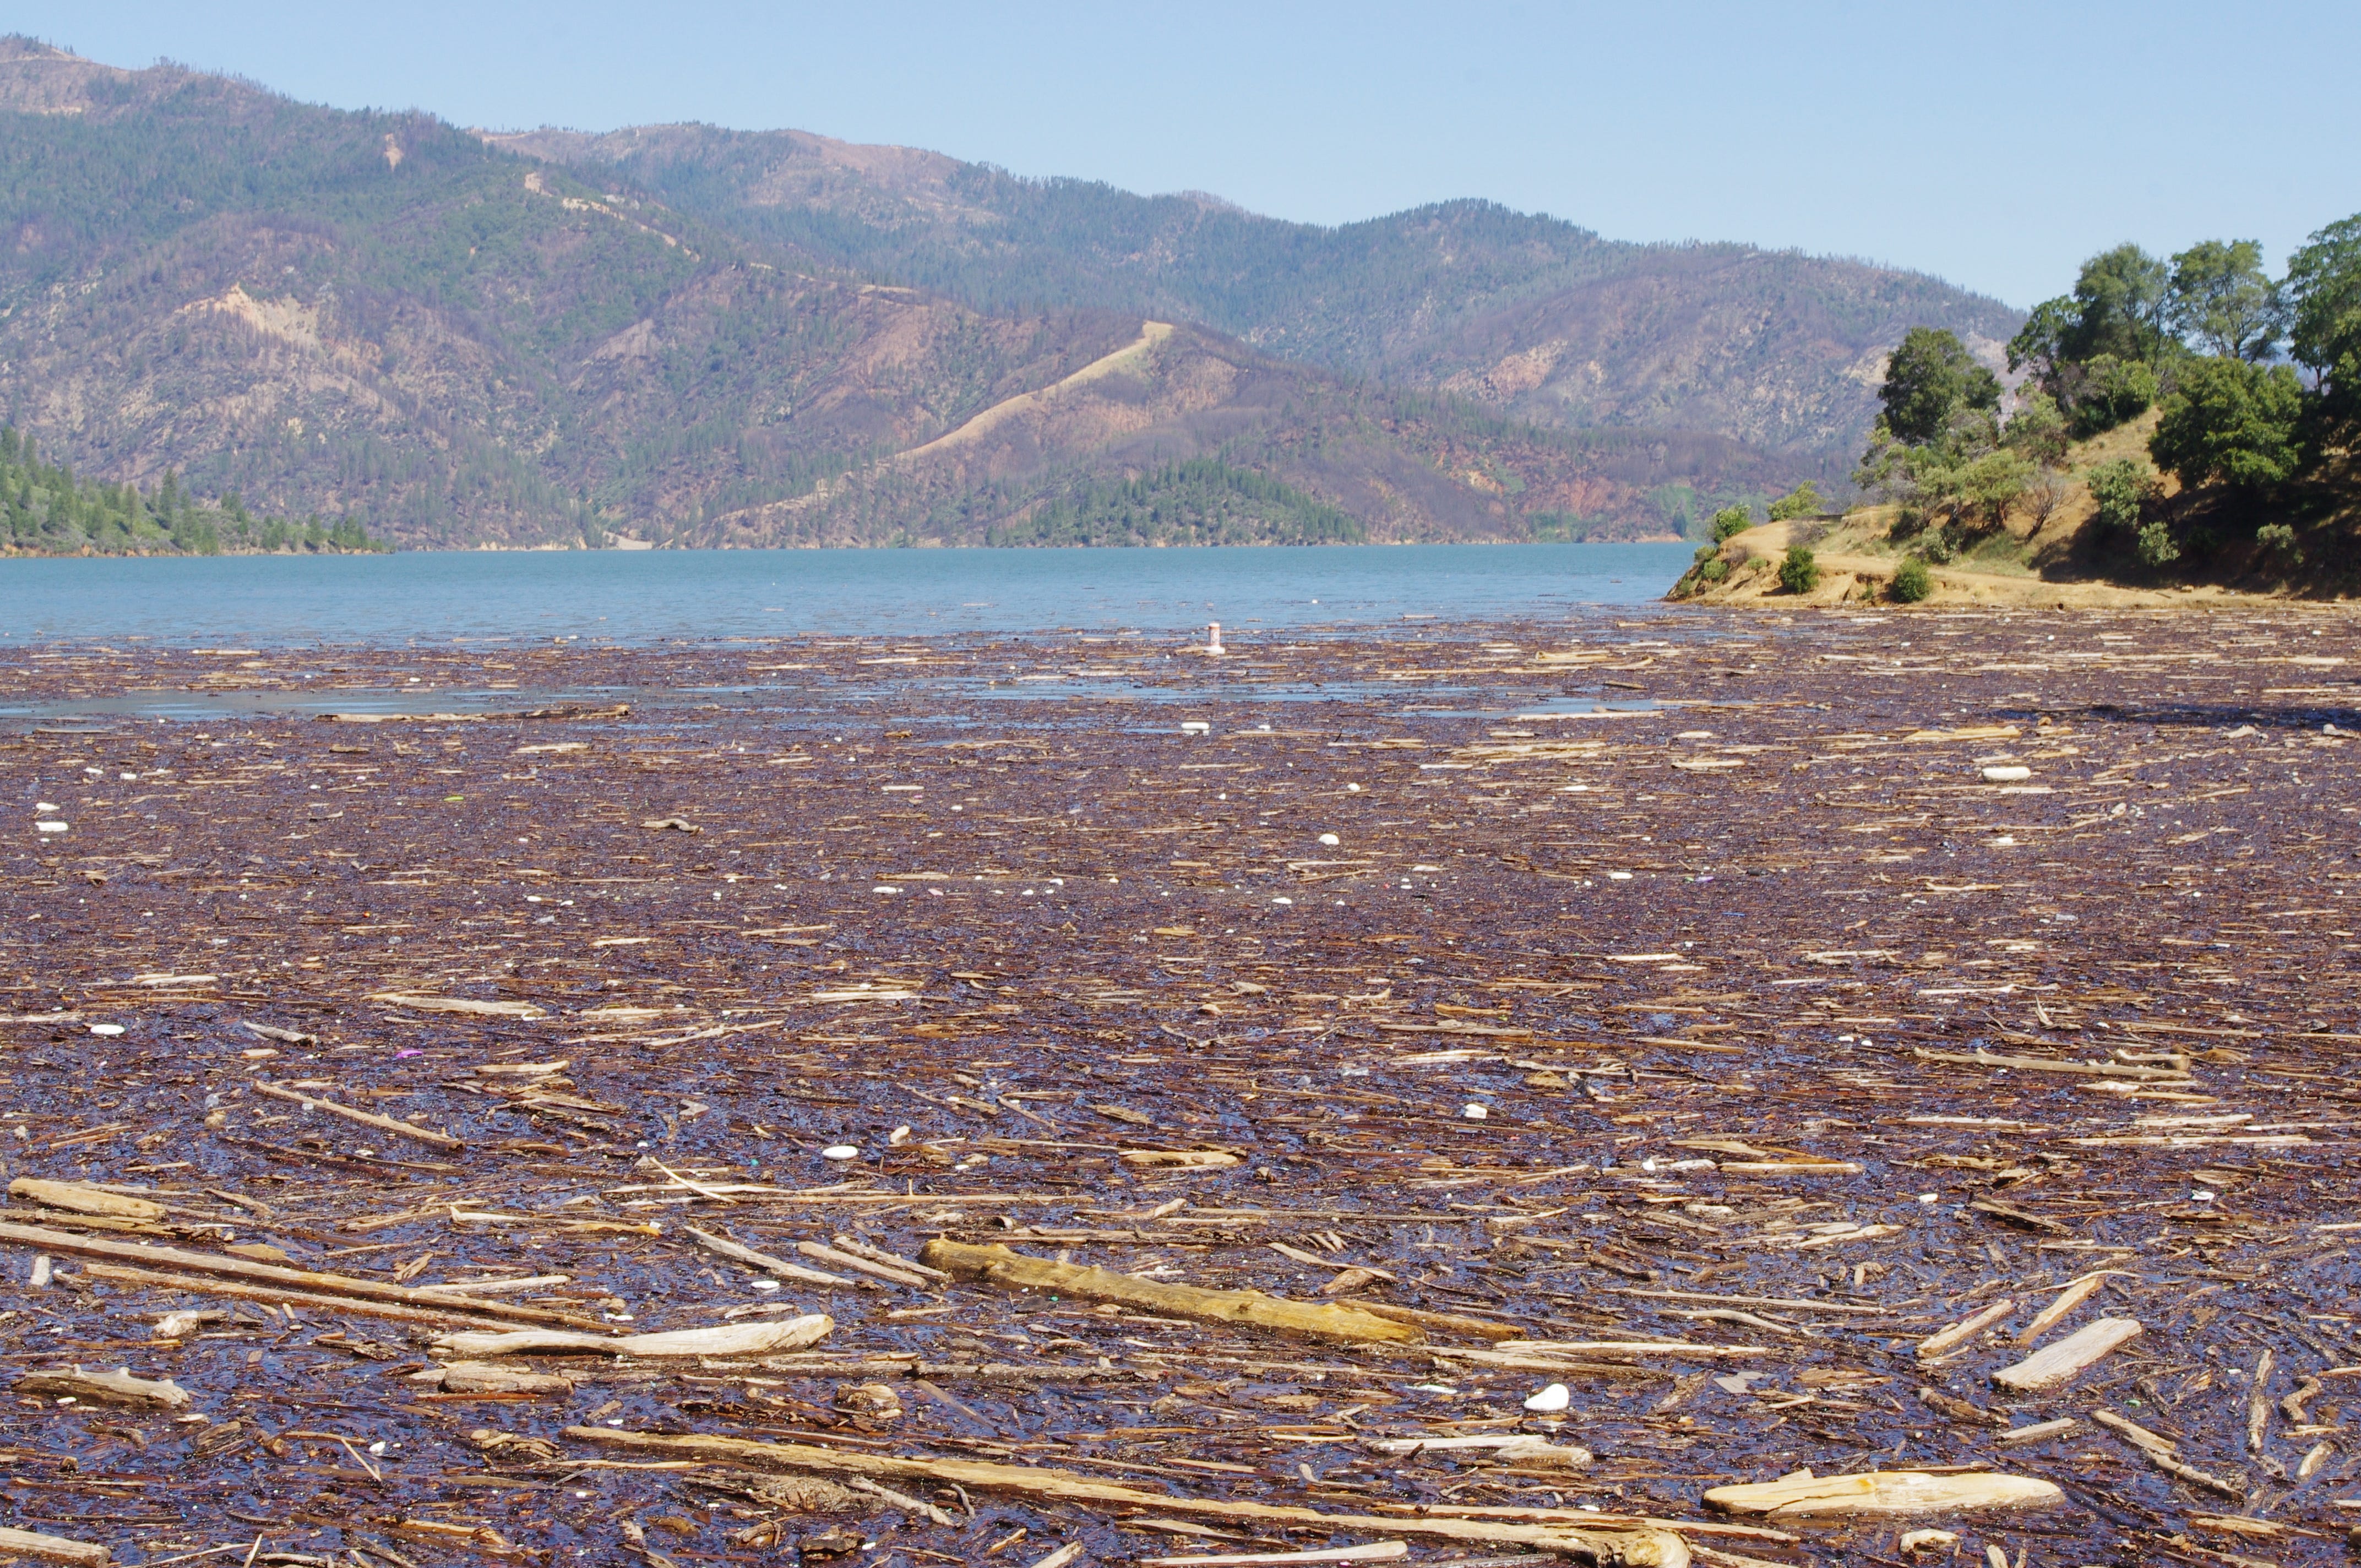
<box><xmin>1765</xmin><ymin>481</ymin><xmax>1824</xmax><ymax>521</ymax></box>
<box><xmin>2168</xmin><ymin>239</ymin><xmax>2282</xmax><ymax>361</ymax></box>
<box><xmin>2285</xmin><ymin>214</ymin><xmax>2361</xmax><ymax>428</ymax></box>
<box><xmin>1957</xmin><ymin>449</ymin><xmax>2036</xmax><ymax>528</ymax></box>
<box><xmin>2006</xmin><ymin>296</ymin><xmax>2080</xmax><ymax>387</ymax></box>
<box><xmin>1709</xmin><ymin>503</ymin><xmax>1754</xmax><ymax>542</ymax></box>
<box><xmin>1876</xmin><ymin>327</ymin><xmax>2002</xmax><ymax>447</ymax></box>
<box><xmin>1777</xmin><ymin>543</ymin><xmax>1820</xmax><ymax>594</ymax></box>
<box><xmin>2150</xmin><ymin>357</ymin><xmax>2306</xmax><ymax>491</ymax></box>
<box><xmin>2000</xmin><ymin>392</ymin><xmax>2070</xmax><ymax>466</ymax></box>
<box><xmin>2061</xmin><ymin>353</ymin><xmax>2160</xmax><ymax>437</ymax></box>
<box><xmin>2066</xmin><ymin>244</ymin><xmax>2174</xmax><ymax>366</ymax></box>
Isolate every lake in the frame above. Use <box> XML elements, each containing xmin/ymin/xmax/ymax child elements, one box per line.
<box><xmin>0</xmin><ymin>543</ymin><xmax>1693</xmax><ymax>646</ymax></box>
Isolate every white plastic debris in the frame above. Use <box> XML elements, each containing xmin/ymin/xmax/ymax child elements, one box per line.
<box><xmin>1317</xmin><ymin>832</ymin><xmax>1341</xmax><ymax>847</ymax></box>
<box><xmin>1524</xmin><ymin>1382</ymin><xmax>1571</xmax><ymax>1413</ymax></box>
<box><xmin>1461</xmin><ymin>1103</ymin><xmax>1489</xmax><ymax>1119</ymax></box>
<box><xmin>89</xmin><ymin>1023</ymin><xmax>125</xmax><ymax>1037</ymax></box>
<box><xmin>1981</xmin><ymin>765</ymin><xmax>2032</xmax><ymax>783</ymax></box>
<box><xmin>820</xmin><ymin>1145</ymin><xmax>861</xmax><ymax>1161</ymax></box>
<box><xmin>35</xmin><ymin>820</ymin><xmax>67</xmax><ymax>834</ymax></box>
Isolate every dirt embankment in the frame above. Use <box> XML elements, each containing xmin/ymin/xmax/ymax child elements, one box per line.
<box><xmin>1674</xmin><ymin>415</ymin><xmax>2348</xmax><ymax>609</ymax></box>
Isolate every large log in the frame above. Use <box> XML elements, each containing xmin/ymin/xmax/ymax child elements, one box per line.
<box><xmin>0</xmin><ymin>1526</ymin><xmax>107</xmax><ymax>1565</ymax></box>
<box><xmin>0</xmin><ymin>1221</ymin><xmax>603</xmax><ymax>1329</ymax></box>
<box><xmin>14</xmin><ymin>1366</ymin><xmax>189</xmax><ymax>1409</ymax></box>
<box><xmin>82</xmin><ymin>1261</ymin><xmax>546</xmax><ymax>1329</ymax></box>
<box><xmin>7</xmin><ymin>1179</ymin><xmax>165</xmax><ymax>1219</ymax></box>
<box><xmin>564</xmin><ymin>1427</ymin><xmax>1689</xmax><ymax>1565</ymax></box>
<box><xmin>918</xmin><ymin>1239</ymin><xmax>1421</xmax><ymax>1344</ymax></box>
<box><xmin>432</xmin><ymin>1316</ymin><xmax>831</xmax><ymax>1359</ymax></box>
<box><xmin>1705</xmin><ymin>1469</ymin><xmax>2063</xmax><ymax>1517</ymax></box>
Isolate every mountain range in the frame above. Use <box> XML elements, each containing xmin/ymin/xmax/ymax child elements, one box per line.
<box><xmin>0</xmin><ymin>39</ymin><xmax>2019</xmax><ymax>549</ymax></box>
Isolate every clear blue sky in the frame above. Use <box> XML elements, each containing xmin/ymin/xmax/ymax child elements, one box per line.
<box><xmin>25</xmin><ymin>1</ymin><xmax>2361</xmax><ymax>308</ymax></box>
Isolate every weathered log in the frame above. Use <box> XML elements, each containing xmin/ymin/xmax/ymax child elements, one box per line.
<box><xmin>1917</xmin><ymin>1299</ymin><xmax>2013</xmax><ymax>1358</ymax></box>
<box><xmin>918</xmin><ymin>1239</ymin><xmax>1420</xmax><ymax>1344</ymax></box>
<box><xmin>1704</xmin><ymin>1469</ymin><xmax>2062</xmax><ymax>1517</ymax></box>
<box><xmin>1990</xmin><ymin>1318</ymin><xmax>2142</xmax><ymax>1392</ymax></box>
<box><xmin>1910</xmin><ymin>1047</ymin><xmax>2189</xmax><ymax>1082</ymax></box>
<box><xmin>0</xmin><ymin>1526</ymin><xmax>108</xmax><ymax>1566</ymax></box>
<box><xmin>563</xmin><ymin>1426</ymin><xmax>1689</xmax><ymax>1565</ymax></box>
<box><xmin>433</xmin><ymin>1315</ymin><xmax>831</xmax><ymax>1359</ymax></box>
<box><xmin>2015</xmin><ymin>1276</ymin><xmax>2107</xmax><ymax>1343</ymax></box>
<box><xmin>0</xmin><ymin>1221</ymin><xmax>603</xmax><ymax>1328</ymax></box>
<box><xmin>682</xmin><ymin>1225</ymin><xmax>859</xmax><ymax>1289</ymax></box>
<box><xmin>14</xmin><ymin>1365</ymin><xmax>189</xmax><ymax>1409</ymax></box>
<box><xmin>1362</xmin><ymin>1433</ymin><xmax>1591</xmax><ymax>1468</ymax></box>
<box><xmin>414</xmin><ymin>1361</ymin><xmax>576</xmax><ymax>1395</ymax></box>
<box><xmin>1344</xmin><ymin>1300</ymin><xmax>1520</xmax><ymax>1341</ymax></box>
<box><xmin>7</xmin><ymin>1179</ymin><xmax>165</xmax><ymax>1220</ymax></box>
<box><xmin>80</xmin><ymin>1261</ymin><xmax>564</xmax><ymax>1329</ymax></box>
<box><xmin>799</xmin><ymin>1239</ymin><xmax>929</xmax><ymax>1288</ymax></box>
<box><xmin>251</xmin><ymin>1080</ymin><xmax>464</xmax><ymax>1150</ymax></box>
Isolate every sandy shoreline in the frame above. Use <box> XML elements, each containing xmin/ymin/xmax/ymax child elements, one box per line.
<box><xmin>2</xmin><ymin>608</ymin><xmax>2357</xmax><ymax>1565</ymax></box>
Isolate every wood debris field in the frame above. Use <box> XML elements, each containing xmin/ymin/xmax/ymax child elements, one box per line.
<box><xmin>2</xmin><ymin>607</ymin><xmax>2360</xmax><ymax>1566</ymax></box>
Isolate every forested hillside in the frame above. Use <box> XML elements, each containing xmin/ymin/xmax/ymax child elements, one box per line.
<box><xmin>0</xmin><ymin>427</ymin><xmax>387</xmax><ymax>554</ymax></box>
<box><xmin>0</xmin><ymin>38</ymin><xmax>1936</xmax><ymax>549</ymax></box>
<box><xmin>1673</xmin><ymin>220</ymin><xmax>2361</xmax><ymax>603</ymax></box>
<box><xmin>499</xmin><ymin>124</ymin><xmax>2021</xmax><ymax>459</ymax></box>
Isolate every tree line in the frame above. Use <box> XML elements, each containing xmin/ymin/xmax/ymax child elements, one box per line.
<box><xmin>1858</xmin><ymin>212</ymin><xmax>2361</xmax><ymax>573</ymax></box>
<box><xmin>0</xmin><ymin>427</ymin><xmax>390</xmax><ymax>555</ymax></box>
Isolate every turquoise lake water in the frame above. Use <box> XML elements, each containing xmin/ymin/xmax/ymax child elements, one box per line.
<box><xmin>0</xmin><ymin>542</ymin><xmax>1695</xmax><ymax>646</ymax></box>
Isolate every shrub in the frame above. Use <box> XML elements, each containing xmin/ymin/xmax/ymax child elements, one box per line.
<box><xmin>1697</xmin><ymin>557</ymin><xmax>1730</xmax><ymax>584</ymax></box>
<box><xmin>1766</xmin><ymin>482</ymin><xmax>1825</xmax><ymax>522</ymax></box>
<box><xmin>1890</xmin><ymin>557</ymin><xmax>1933</xmax><ymax>602</ymax></box>
<box><xmin>1957</xmin><ymin>449</ymin><xmax>2037</xmax><ymax>529</ymax></box>
<box><xmin>2001</xmin><ymin>392</ymin><xmax>2072</xmax><ymax>467</ymax></box>
<box><xmin>2135</xmin><ymin>520</ymin><xmax>2182</xmax><ymax>566</ymax></box>
<box><xmin>1778</xmin><ymin>543</ymin><xmax>1820</xmax><ymax>594</ymax></box>
<box><xmin>2086</xmin><ymin>457</ymin><xmax>2156</xmax><ymax>536</ymax></box>
<box><xmin>2256</xmin><ymin>521</ymin><xmax>2304</xmax><ymax>563</ymax></box>
<box><xmin>1710</xmin><ymin>504</ymin><xmax>1754</xmax><ymax>542</ymax></box>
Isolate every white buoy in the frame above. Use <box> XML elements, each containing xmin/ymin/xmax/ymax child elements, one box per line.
<box><xmin>1206</xmin><ymin>621</ymin><xmax>1225</xmax><ymax>655</ymax></box>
